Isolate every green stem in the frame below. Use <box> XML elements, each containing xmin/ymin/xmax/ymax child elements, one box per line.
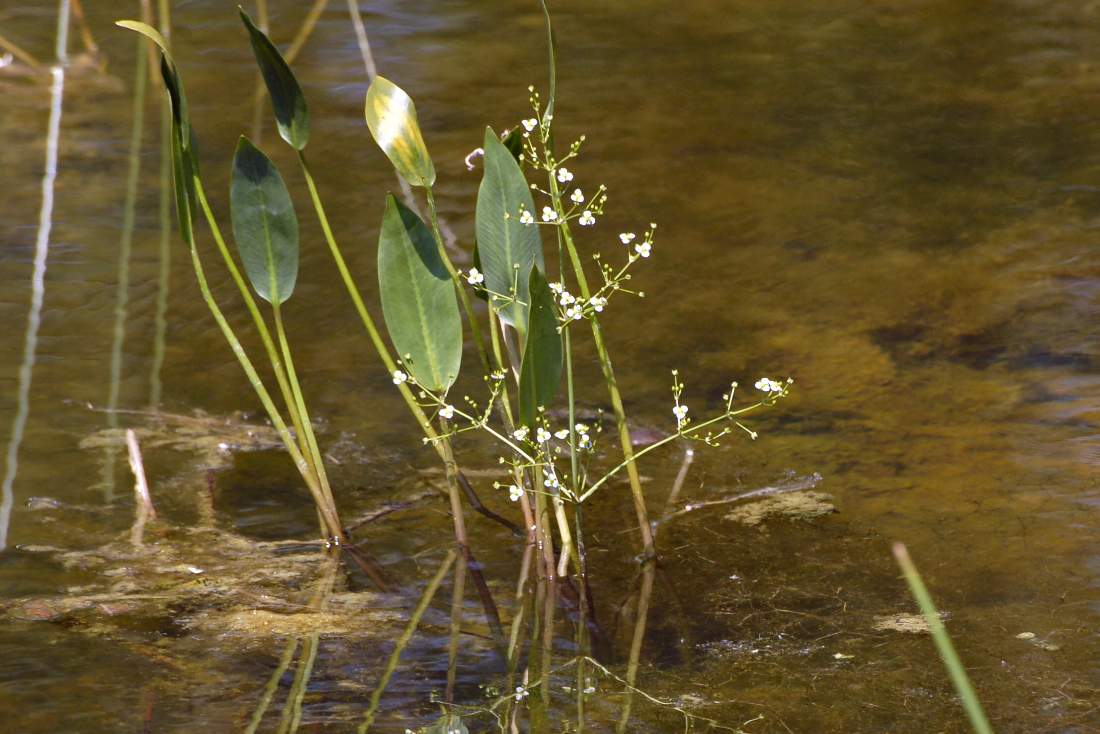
<box><xmin>438</xmin><ymin>421</ymin><xmax>469</xmax><ymax>548</ymax></box>
<box><xmin>547</xmin><ymin>175</ymin><xmax>655</xmax><ymax>558</ymax></box>
<box><xmin>184</xmin><ymin>225</ymin><xmax>340</xmax><ymax>538</ymax></box>
<box><xmin>191</xmin><ymin>174</ymin><xmax>313</xmax><ymax>467</ymax></box>
<box><xmin>424</xmin><ymin>185</ymin><xmax>491</xmax><ymax>373</ymax></box>
<box><xmin>893</xmin><ymin>543</ymin><xmax>994</xmax><ymax>734</ymax></box>
<box><xmin>577</xmin><ymin>404</ymin><xmax>761</xmax><ymax>503</ymax></box>
<box><xmin>273</xmin><ymin>304</ymin><xmax>338</xmax><ymax>519</ymax></box>
<box><xmin>563</xmin><ymin>327</ymin><xmax>579</xmax><ymax>496</ymax></box>
<box><xmin>149</xmin><ymin>95</ymin><xmax>172</xmax><ymax>407</ymax></box>
<box><xmin>295</xmin><ymin>151</ymin><xmax>443</xmax><ymax>452</ymax></box>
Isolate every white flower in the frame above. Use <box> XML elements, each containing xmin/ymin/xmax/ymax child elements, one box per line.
<box><xmin>519</xmin><ymin>209</ymin><xmax>535</xmax><ymax>225</ymax></box>
<box><xmin>522</xmin><ymin>118</ymin><xmax>538</xmax><ymax>132</ymax></box>
<box><xmin>589</xmin><ymin>296</ymin><xmax>607</xmax><ymax>312</ymax></box>
<box><xmin>565</xmin><ymin>305</ymin><xmax>583</xmax><ymax>320</ymax></box>
<box><xmin>544</xmin><ymin>472</ymin><xmax>560</xmax><ymax>489</ymax></box>
<box><xmin>513</xmin><ymin>427</ymin><xmax>530</xmax><ymax>442</ymax></box>
<box><xmin>570</xmin><ymin>188</ymin><xmax>585</xmax><ymax>204</ymax></box>
<box><xmin>559</xmin><ymin>291</ymin><xmax>576</xmax><ymax>306</ymax></box>
<box><xmin>490</xmin><ymin>370</ymin><xmax>506</xmax><ymax>381</ymax></box>
<box><xmin>549</xmin><ymin>281</ymin><xmax>564</xmax><ymax>295</ymax></box>
<box><xmin>634</xmin><ymin>242</ymin><xmax>651</xmax><ymax>258</ymax></box>
<box><xmin>578</xmin><ymin>210</ymin><xmax>596</xmax><ymax>226</ymax></box>
<box><xmin>755</xmin><ymin>377</ymin><xmax>783</xmax><ymax>394</ymax></box>
<box><xmin>514</xmin><ymin>685</ymin><xmax>530</xmax><ymax>701</ymax></box>
<box><xmin>536</xmin><ymin>427</ymin><xmax>551</xmax><ymax>443</ymax></box>
<box><xmin>541</xmin><ymin>206</ymin><xmax>558</xmax><ymax>222</ymax></box>
<box><xmin>619</xmin><ymin>232</ymin><xmax>636</xmax><ymax>245</ymax></box>
<box><xmin>574</xmin><ymin>423</ymin><xmax>589</xmax><ymax>434</ymax></box>
<box><xmin>439</xmin><ymin>404</ymin><xmax>455</xmax><ymax>420</ymax></box>
<box><xmin>392</xmin><ymin>370</ymin><xmax>408</xmax><ymax>385</ymax></box>
<box><xmin>466</xmin><ymin>267</ymin><xmax>484</xmax><ymax>286</ymax></box>
<box><xmin>554</xmin><ymin>429</ymin><xmax>570</xmax><ymax>440</ymax></box>
<box><xmin>556</xmin><ymin>167</ymin><xmax>574</xmax><ymax>183</ymax></box>
<box><xmin>578</xmin><ymin>434</ymin><xmax>593</xmax><ymax>449</ymax></box>
<box><xmin>673</xmin><ymin>404</ymin><xmax>689</xmax><ymax>424</ymax></box>
<box><xmin>508</xmin><ymin>484</ymin><xmax>524</xmax><ymax>502</ymax></box>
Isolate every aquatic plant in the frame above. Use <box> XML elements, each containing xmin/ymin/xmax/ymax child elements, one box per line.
<box><xmin>118</xmin><ymin>5</ymin><xmax>790</xmax><ymax>728</ymax></box>
<box><xmin>119</xmin><ymin>5</ymin><xmax>787</xmax><ymax>550</ymax></box>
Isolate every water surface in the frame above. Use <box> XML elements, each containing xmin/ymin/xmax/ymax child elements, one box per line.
<box><xmin>0</xmin><ymin>1</ymin><xmax>1098</xmax><ymax>731</ymax></box>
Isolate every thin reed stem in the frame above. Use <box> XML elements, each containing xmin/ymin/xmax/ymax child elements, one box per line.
<box><xmin>893</xmin><ymin>543</ymin><xmax>994</xmax><ymax>734</ymax></box>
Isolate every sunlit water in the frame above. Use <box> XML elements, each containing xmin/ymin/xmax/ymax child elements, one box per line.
<box><xmin>0</xmin><ymin>1</ymin><xmax>1098</xmax><ymax>731</ymax></box>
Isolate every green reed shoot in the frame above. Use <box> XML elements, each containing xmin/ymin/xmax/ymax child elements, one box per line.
<box><xmin>893</xmin><ymin>542</ymin><xmax>994</xmax><ymax>734</ymax></box>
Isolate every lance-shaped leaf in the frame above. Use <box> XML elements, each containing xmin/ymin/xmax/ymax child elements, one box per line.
<box><xmin>538</xmin><ymin>0</ymin><xmax>557</xmax><ymax>128</ymax></box>
<box><xmin>169</xmin><ymin>122</ymin><xmax>195</xmax><ymax>243</ymax></box>
<box><xmin>476</xmin><ymin>126</ymin><xmax>544</xmax><ymax>332</ymax></box>
<box><xmin>119</xmin><ymin>21</ymin><xmax>199</xmax><ymax>240</ymax></box>
<box><xmin>378</xmin><ymin>195</ymin><xmax>462</xmax><ymax>391</ymax></box>
<box><xmin>364</xmin><ymin>76</ymin><xmax>435</xmax><ymax>187</ymax></box>
<box><xmin>230</xmin><ymin>137</ymin><xmax>299</xmax><ymax>305</ymax></box>
<box><xmin>518</xmin><ymin>268</ymin><xmax>562</xmax><ymax>429</ymax></box>
<box><xmin>117</xmin><ymin>20</ymin><xmax>191</xmax><ymax>150</ymax></box>
<box><xmin>239</xmin><ymin>9</ymin><xmax>310</xmax><ymax>150</ymax></box>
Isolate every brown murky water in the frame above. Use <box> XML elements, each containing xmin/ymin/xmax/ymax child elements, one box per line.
<box><xmin>1</xmin><ymin>1</ymin><xmax>1098</xmax><ymax>731</ymax></box>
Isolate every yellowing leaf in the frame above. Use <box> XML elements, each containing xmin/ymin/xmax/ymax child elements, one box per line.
<box><xmin>364</xmin><ymin>76</ymin><xmax>435</xmax><ymax>187</ymax></box>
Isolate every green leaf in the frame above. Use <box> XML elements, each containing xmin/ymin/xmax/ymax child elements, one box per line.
<box><xmin>239</xmin><ymin>8</ymin><xmax>310</xmax><ymax>150</ymax></box>
<box><xmin>169</xmin><ymin>121</ymin><xmax>195</xmax><ymax>243</ymax></box>
<box><xmin>475</xmin><ymin>126</ymin><xmax>544</xmax><ymax>332</ymax></box>
<box><xmin>230</xmin><ymin>137</ymin><xmax>299</xmax><ymax>305</ymax></box>
<box><xmin>378</xmin><ymin>195</ymin><xmax>462</xmax><ymax>391</ymax></box>
<box><xmin>364</xmin><ymin>76</ymin><xmax>435</xmax><ymax>187</ymax></box>
<box><xmin>539</xmin><ymin>0</ymin><xmax>557</xmax><ymax>128</ymax></box>
<box><xmin>501</xmin><ymin>126</ymin><xmax>524</xmax><ymax>163</ymax></box>
<box><xmin>117</xmin><ymin>20</ymin><xmax>190</xmax><ymax>148</ymax></box>
<box><xmin>518</xmin><ymin>268</ymin><xmax>562</xmax><ymax>429</ymax></box>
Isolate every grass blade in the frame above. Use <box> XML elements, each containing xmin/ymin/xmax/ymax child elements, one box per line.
<box><xmin>893</xmin><ymin>542</ymin><xmax>994</xmax><ymax>734</ymax></box>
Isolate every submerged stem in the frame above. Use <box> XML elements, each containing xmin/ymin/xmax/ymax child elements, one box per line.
<box><xmin>358</xmin><ymin>550</ymin><xmax>456</xmax><ymax>733</ymax></box>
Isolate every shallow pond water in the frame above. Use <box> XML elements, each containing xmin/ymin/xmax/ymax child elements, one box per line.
<box><xmin>1</xmin><ymin>0</ymin><xmax>1098</xmax><ymax>731</ymax></box>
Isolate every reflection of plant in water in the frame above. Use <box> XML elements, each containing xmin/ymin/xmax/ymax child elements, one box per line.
<box><xmin>118</xmin><ymin>3</ymin><xmax>790</xmax><ymax>731</ymax></box>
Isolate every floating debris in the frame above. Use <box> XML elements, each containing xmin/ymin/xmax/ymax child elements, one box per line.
<box><xmin>724</xmin><ymin>490</ymin><xmax>836</xmax><ymax>527</ymax></box>
<box><xmin>872</xmin><ymin>613</ymin><xmax>944</xmax><ymax>634</ymax></box>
